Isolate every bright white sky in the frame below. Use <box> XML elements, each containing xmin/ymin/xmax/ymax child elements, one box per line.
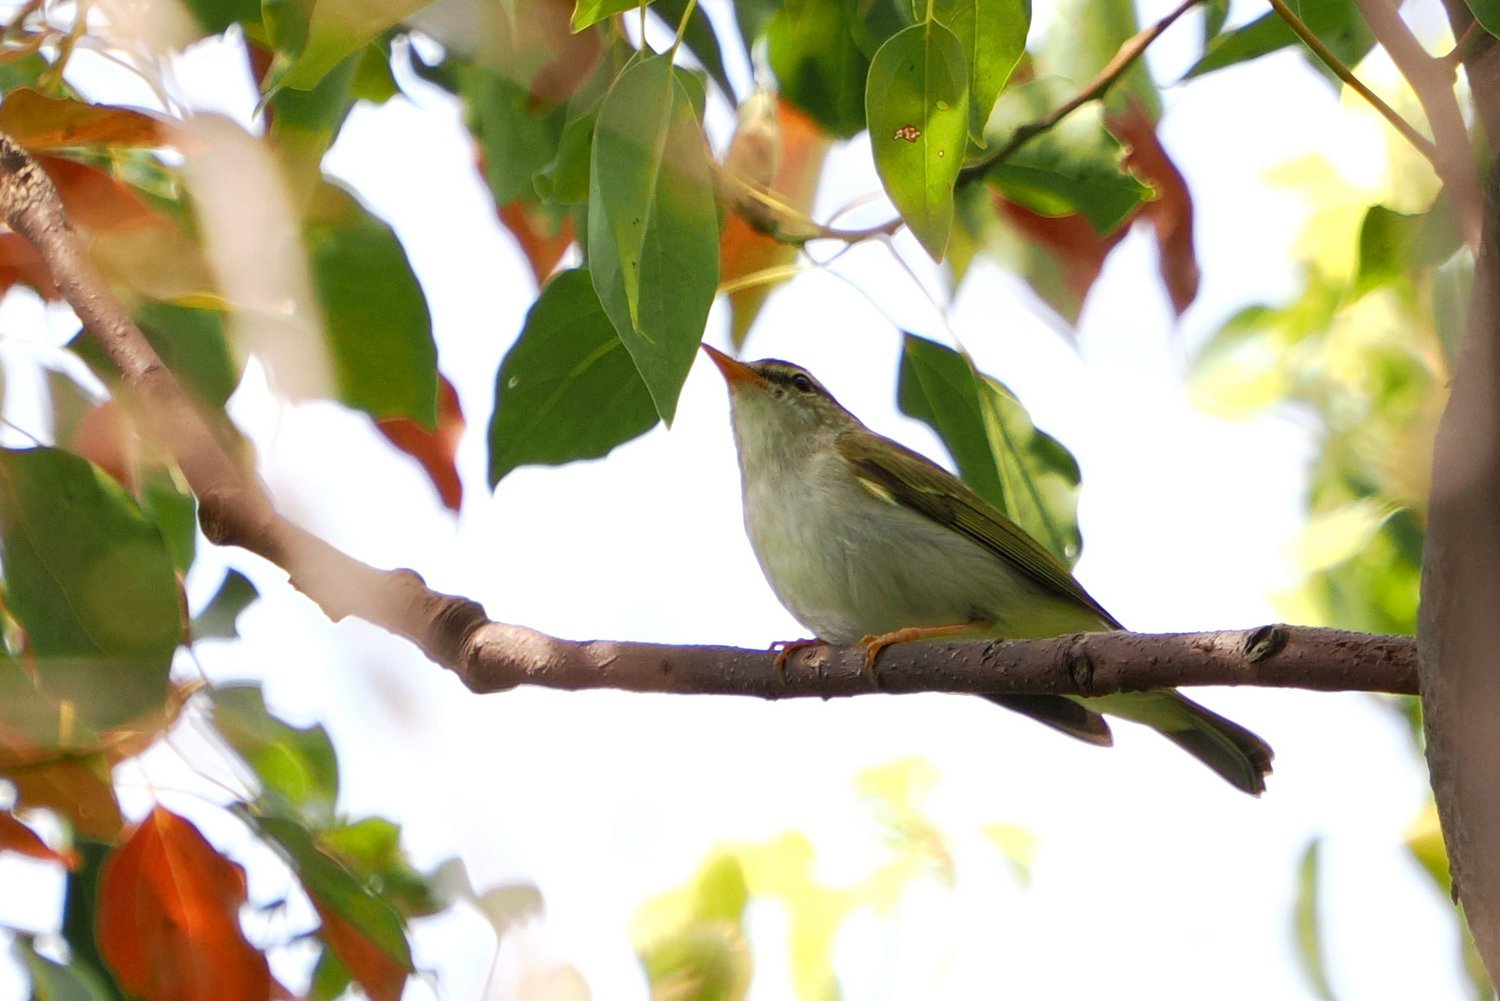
<box><xmin>0</xmin><ymin>0</ymin><xmax>1469</xmax><ymax>998</ymax></box>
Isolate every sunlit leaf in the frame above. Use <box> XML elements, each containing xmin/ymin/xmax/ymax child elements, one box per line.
<box><xmin>282</xmin><ymin>0</ymin><xmax>437</xmax><ymax>90</ymax></box>
<box><xmin>933</xmin><ymin>0</ymin><xmax>1029</xmax><ymax>137</ymax></box>
<box><xmin>0</xmin><ymin>447</ymin><xmax>179</xmax><ymax>728</ymax></box>
<box><xmin>97</xmin><ymin>808</ymin><xmax>271</xmax><ymax>1001</ymax></box>
<box><xmin>322</xmin><ymin>817</ymin><xmax>443</xmax><ymax>917</ymax></box>
<box><xmin>0</xmin><ymin>89</ymin><xmax>169</xmax><ymax>150</ymax></box>
<box><xmin>982</xmin><ymin>821</ymin><xmax>1039</xmax><ymax>885</ymax></box>
<box><xmin>1293</xmin><ymin>838</ymin><xmax>1338</xmax><ymax>1001</ymax></box>
<box><xmin>572</xmin><ymin>0</ymin><xmax>647</xmax><ymax>31</ymax></box>
<box><xmin>634</xmin><ymin>855</ymin><xmax>751</xmax><ymax>1001</ymax></box>
<box><xmin>897</xmin><ymin>334</ymin><xmax>1082</xmax><ymax>564</ymax></box>
<box><xmin>192</xmin><ymin>570</ymin><xmax>259</xmax><ymax>641</ymax></box>
<box><xmin>1291</xmin><ymin>498</ymin><xmax>1401</xmax><ymax>573</ymax></box>
<box><xmin>305</xmin><ymin>183</ymin><xmax>438</xmax><ymax>426</ymax></box>
<box><xmin>866</xmin><ymin>21</ymin><xmax>969</xmax><ymax>261</ymax></box>
<box><xmin>489</xmin><ymin>268</ymin><xmax>658</xmax><ymax>484</ymax></box>
<box><xmin>376</xmin><ymin>374</ymin><xmax>466</xmax><ymax>511</ymax></box>
<box><xmin>1039</xmin><ymin>0</ymin><xmax>1157</xmax><ymax>116</ymax></box>
<box><xmin>213</xmin><ymin>683</ymin><xmax>339</xmax><ymax>823</ymax></box>
<box><xmin>586</xmin><ymin>54</ymin><xmax>719</xmax><ymax>423</ymax></box>
<box><xmin>314</xmin><ymin>903</ymin><xmax>408</xmax><ymax>1001</ymax></box>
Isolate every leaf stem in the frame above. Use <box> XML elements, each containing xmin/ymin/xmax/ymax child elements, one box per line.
<box><xmin>670</xmin><ymin>0</ymin><xmax>699</xmax><ymax>55</ymax></box>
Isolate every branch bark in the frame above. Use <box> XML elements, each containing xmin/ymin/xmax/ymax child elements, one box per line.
<box><xmin>0</xmin><ymin>132</ymin><xmax>1419</xmax><ymax>714</ymax></box>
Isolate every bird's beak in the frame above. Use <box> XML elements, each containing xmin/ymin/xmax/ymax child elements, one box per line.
<box><xmin>701</xmin><ymin>343</ymin><xmax>761</xmax><ymax>388</ymax></box>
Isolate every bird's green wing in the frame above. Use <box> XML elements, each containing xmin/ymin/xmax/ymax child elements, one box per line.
<box><xmin>836</xmin><ymin>428</ymin><xmax>1122</xmax><ymax>629</ymax></box>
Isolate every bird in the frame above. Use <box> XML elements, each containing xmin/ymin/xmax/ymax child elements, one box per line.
<box><xmin>701</xmin><ymin>343</ymin><xmax>1273</xmax><ymax>795</ymax></box>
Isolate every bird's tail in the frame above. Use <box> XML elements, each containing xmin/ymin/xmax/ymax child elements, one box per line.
<box><xmin>1088</xmin><ymin>691</ymin><xmax>1274</xmax><ymax>795</ymax></box>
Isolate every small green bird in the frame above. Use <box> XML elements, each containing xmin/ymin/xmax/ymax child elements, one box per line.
<box><xmin>703</xmin><ymin>344</ymin><xmax>1273</xmax><ymax>795</ymax></box>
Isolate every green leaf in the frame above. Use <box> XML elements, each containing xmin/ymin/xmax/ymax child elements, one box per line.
<box><xmin>138</xmin><ymin>468</ymin><xmax>196</xmax><ymax>573</ymax></box>
<box><xmin>16</xmin><ymin>938</ymin><xmax>117</xmax><ymax>1001</ymax></box>
<box><xmin>586</xmin><ymin>54</ymin><xmax>719</xmax><ymax>424</ymax></box>
<box><xmin>983</xmin><ymin>78</ymin><xmax>1150</xmax><ymax>233</ymax></box>
<box><xmin>322</xmin><ymin>817</ymin><xmax>443</xmax><ymax>917</ymax></box>
<box><xmin>235</xmin><ymin>805</ymin><xmax>414</xmax><ymax>969</ymax></box>
<box><xmin>897</xmin><ymin>334</ymin><xmax>1081</xmax><ymax>564</ymax></box>
<box><xmin>69</xmin><ymin>302</ymin><xmax>239</xmax><ymax>411</ymax></box>
<box><xmin>489</xmin><ymin>269</ymin><xmax>658</xmax><ymax>485</ymax></box>
<box><xmin>1039</xmin><ymin>0</ymin><xmax>1157</xmax><ymax>117</ymax></box>
<box><xmin>1465</xmin><ymin>0</ymin><xmax>1500</xmax><ymax>33</ymax></box>
<box><xmin>573</xmin><ymin>0</ymin><xmax>648</xmax><ymax>30</ymax></box>
<box><xmin>933</xmin><ymin>0</ymin><xmax>1029</xmax><ymax>137</ymax></box>
<box><xmin>181</xmin><ymin>0</ymin><xmax>262</xmax><ymax>36</ymax></box>
<box><xmin>463</xmin><ymin>67</ymin><xmax>565</xmax><ymax>206</ymax></box>
<box><xmin>306</xmin><ymin>184</ymin><xmax>438</xmax><ymax>426</ymax></box>
<box><xmin>1293</xmin><ymin>838</ymin><xmax>1338</xmax><ymax>1001</ymax></box>
<box><xmin>535</xmin><ymin>47</ymin><xmax>625</xmax><ymax>205</ymax></box>
<box><xmin>654</xmin><ymin>0</ymin><xmax>737</xmax><ymax>99</ymax></box>
<box><xmin>193</xmin><ymin>569</ymin><xmax>260</xmax><ymax>640</ymax></box>
<box><xmin>866</xmin><ymin>22</ymin><xmax>970</xmax><ymax>261</ymax></box>
<box><xmin>1354</xmin><ymin>201</ymin><xmax>1464</xmax><ymax>297</ymax></box>
<box><xmin>0</xmin><ymin>447</ymin><xmax>179</xmax><ymax>728</ymax></box>
<box><xmin>281</xmin><ymin>0</ymin><xmax>435</xmax><ymax>91</ymax></box>
<box><xmin>1187</xmin><ymin>0</ymin><xmax>1374</xmax><ymax>82</ymax></box>
<box><xmin>766</xmin><ymin>0</ymin><xmax>874</xmax><ymax>139</ymax></box>
<box><xmin>213</xmin><ymin>683</ymin><xmax>339</xmax><ymax>823</ymax></box>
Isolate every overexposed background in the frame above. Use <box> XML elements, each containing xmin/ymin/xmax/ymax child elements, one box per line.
<box><xmin>0</xmin><ymin>0</ymin><xmax>1458</xmax><ymax>997</ymax></box>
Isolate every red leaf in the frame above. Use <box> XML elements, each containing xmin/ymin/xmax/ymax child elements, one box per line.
<box><xmin>0</xmin><ymin>232</ymin><xmax>59</xmax><ymax>299</ymax></box>
<box><xmin>0</xmin><ymin>715</ymin><xmax>123</xmax><ymax>841</ymax></box>
<box><xmin>994</xmin><ymin>193</ymin><xmax>1126</xmax><ymax>307</ymax></box>
<box><xmin>1109</xmin><ymin>101</ymin><xmax>1201</xmax><ymax>316</ymax></box>
<box><xmin>97</xmin><ymin>807</ymin><xmax>271</xmax><ymax>1001</ymax></box>
<box><xmin>71</xmin><ymin>402</ymin><xmax>136</xmax><ymax>492</ymax></box>
<box><xmin>0</xmin><ymin>810</ymin><xmax>78</xmax><ymax>868</ymax></box>
<box><xmin>314</xmin><ymin>901</ymin><xmax>409</xmax><ymax>1001</ymax></box>
<box><xmin>376</xmin><ymin>374</ymin><xmax>465</xmax><ymax>512</ymax></box>
<box><xmin>0</xmin><ymin>88</ymin><xmax>170</xmax><ymax>151</ymax></box>
<box><xmin>497</xmin><ymin>201</ymin><xmax>575</xmax><ymax>287</ymax></box>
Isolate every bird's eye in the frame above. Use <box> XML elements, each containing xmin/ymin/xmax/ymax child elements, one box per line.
<box><xmin>790</xmin><ymin>373</ymin><xmax>815</xmax><ymax>393</ymax></box>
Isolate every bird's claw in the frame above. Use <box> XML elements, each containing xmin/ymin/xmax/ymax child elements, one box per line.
<box><xmin>771</xmin><ymin>638</ymin><xmax>822</xmax><ymax>682</ymax></box>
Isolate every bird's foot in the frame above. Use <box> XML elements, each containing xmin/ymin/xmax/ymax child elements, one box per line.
<box><xmin>858</xmin><ymin>622</ymin><xmax>986</xmax><ymax>688</ymax></box>
<box><xmin>770</xmin><ymin>638</ymin><xmax>823</xmax><ymax>682</ymax></box>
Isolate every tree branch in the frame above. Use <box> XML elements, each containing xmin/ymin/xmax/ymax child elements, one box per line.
<box><xmin>0</xmin><ymin>131</ymin><xmax>1419</xmax><ymax>711</ymax></box>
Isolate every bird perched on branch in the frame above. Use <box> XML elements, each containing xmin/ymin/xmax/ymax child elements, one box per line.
<box><xmin>703</xmin><ymin>343</ymin><xmax>1272</xmax><ymax>795</ymax></box>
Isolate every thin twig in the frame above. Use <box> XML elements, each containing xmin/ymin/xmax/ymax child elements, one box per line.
<box><xmin>1267</xmin><ymin>0</ymin><xmax>1441</xmax><ymax>164</ymax></box>
<box><xmin>1347</xmin><ymin>0</ymin><xmax>1482</xmax><ymax>248</ymax></box>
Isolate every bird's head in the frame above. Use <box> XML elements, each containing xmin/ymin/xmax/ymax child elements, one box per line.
<box><xmin>701</xmin><ymin>344</ymin><xmax>856</xmax><ymax>453</ymax></box>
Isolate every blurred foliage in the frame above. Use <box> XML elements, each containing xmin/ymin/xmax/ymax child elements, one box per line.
<box><xmin>634</xmin><ymin>758</ymin><xmax>1034</xmax><ymax>1000</ymax></box>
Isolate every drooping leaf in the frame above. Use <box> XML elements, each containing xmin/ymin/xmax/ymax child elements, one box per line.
<box><xmin>212</xmin><ymin>683</ymin><xmax>339</xmax><ymax>823</ymax></box>
<box><xmin>897</xmin><ymin>333</ymin><xmax>1081</xmax><ymax>564</ymax></box>
<box><xmin>192</xmin><ymin>569</ymin><xmax>260</xmax><ymax>640</ymax></box>
<box><xmin>933</xmin><ymin>0</ymin><xmax>1029</xmax><ymax>137</ymax></box>
<box><xmin>375</xmin><ymin>374</ymin><xmax>466</xmax><ymax>512</ymax></box>
<box><xmin>305</xmin><ymin>183</ymin><xmax>439</xmax><ymax>426</ymax></box>
<box><xmin>281</xmin><ymin>0</ymin><xmax>437</xmax><ymax>90</ymax></box>
<box><xmin>586</xmin><ymin>53</ymin><xmax>719</xmax><ymax>423</ymax></box>
<box><xmin>489</xmin><ymin>268</ymin><xmax>658</xmax><ymax>484</ymax></box>
<box><xmin>97</xmin><ymin>808</ymin><xmax>272</xmax><ymax>1001</ymax></box>
<box><xmin>765</xmin><ymin>0</ymin><xmax>874</xmax><ymax>139</ymax></box>
<box><xmin>1293</xmin><ymin>838</ymin><xmax>1338</xmax><ymax>1001</ymax></box>
<box><xmin>866</xmin><ymin>21</ymin><xmax>970</xmax><ymax>261</ymax></box>
<box><xmin>236</xmin><ymin>806</ymin><xmax>414</xmax><ymax>990</ymax></box>
<box><xmin>0</xmin><ymin>447</ymin><xmax>180</xmax><ymax>728</ymax></box>
<box><xmin>0</xmin><ymin>89</ymin><xmax>169</xmax><ymax>151</ymax></box>
<box><xmin>1109</xmin><ymin>102</ymin><xmax>1200</xmax><ymax>315</ymax></box>
<box><xmin>0</xmin><ymin>811</ymin><xmax>78</xmax><ymax>868</ymax></box>
<box><xmin>719</xmin><ymin>97</ymin><xmax>833</xmax><ymax>346</ymax></box>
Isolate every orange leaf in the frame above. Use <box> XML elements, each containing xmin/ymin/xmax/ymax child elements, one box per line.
<box><xmin>97</xmin><ymin>807</ymin><xmax>271</xmax><ymax>1001</ymax></box>
<box><xmin>0</xmin><ymin>231</ymin><xmax>60</xmax><ymax>300</ymax></box>
<box><xmin>0</xmin><ymin>715</ymin><xmax>123</xmax><ymax>841</ymax></box>
<box><xmin>497</xmin><ymin>201</ymin><xmax>574</xmax><ymax>287</ymax></box>
<box><xmin>0</xmin><ymin>88</ymin><xmax>170</xmax><ymax>151</ymax></box>
<box><xmin>1109</xmin><ymin>101</ymin><xmax>1200</xmax><ymax>316</ymax></box>
<box><xmin>0</xmin><ymin>810</ymin><xmax>78</xmax><ymax>868</ymax></box>
<box><xmin>314</xmin><ymin>901</ymin><xmax>409</xmax><ymax>1001</ymax></box>
<box><xmin>719</xmin><ymin>98</ymin><xmax>831</xmax><ymax>346</ymax></box>
<box><xmin>71</xmin><ymin>402</ymin><xmax>136</xmax><ymax>492</ymax></box>
<box><xmin>376</xmin><ymin>374</ymin><xmax>466</xmax><ymax>512</ymax></box>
